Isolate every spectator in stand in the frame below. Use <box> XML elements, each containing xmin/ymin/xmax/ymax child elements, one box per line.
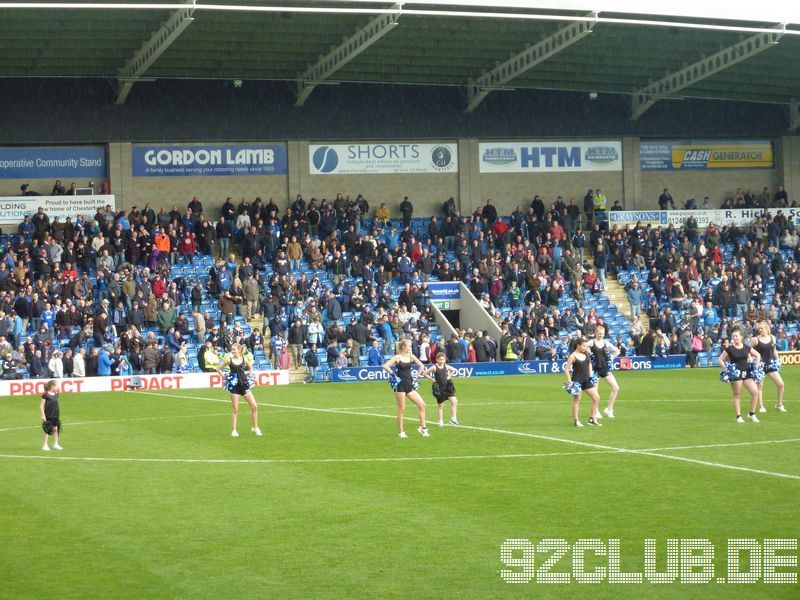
<box><xmin>399</xmin><ymin>196</ymin><xmax>413</xmax><ymax>229</ymax></box>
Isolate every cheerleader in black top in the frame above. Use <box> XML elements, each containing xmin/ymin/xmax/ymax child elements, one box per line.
<box><xmin>217</xmin><ymin>343</ymin><xmax>261</xmax><ymax>437</ymax></box>
<box><xmin>39</xmin><ymin>380</ymin><xmax>62</xmax><ymax>451</ymax></box>
<box><xmin>383</xmin><ymin>339</ymin><xmax>429</xmax><ymax>438</ymax></box>
<box><xmin>718</xmin><ymin>330</ymin><xmax>762</xmax><ymax>423</ymax></box>
<box><xmin>423</xmin><ymin>352</ymin><xmax>459</xmax><ymax>427</ymax></box>
<box><xmin>587</xmin><ymin>324</ymin><xmax>621</xmax><ymax>419</ymax></box>
<box><xmin>563</xmin><ymin>337</ymin><xmax>602</xmax><ymax>427</ymax></box>
<box><xmin>750</xmin><ymin>320</ymin><xmax>787</xmax><ymax>413</ymax></box>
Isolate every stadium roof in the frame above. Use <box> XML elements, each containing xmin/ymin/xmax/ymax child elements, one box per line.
<box><xmin>0</xmin><ymin>1</ymin><xmax>798</xmax><ymax>118</ymax></box>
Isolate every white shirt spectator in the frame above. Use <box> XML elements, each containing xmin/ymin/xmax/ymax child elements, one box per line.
<box><xmin>48</xmin><ymin>354</ymin><xmax>64</xmax><ymax>378</ymax></box>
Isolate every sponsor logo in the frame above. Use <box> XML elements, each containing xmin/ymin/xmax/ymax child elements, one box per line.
<box><xmin>337</xmin><ymin>369</ymin><xmax>358</xmax><ymax>382</ymax></box>
<box><xmin>431</xmin><ymin>146</ymin><xmax>453</xmax><ymax>171</ymax></box>
<box><xmin>312</xmin><ymin>146</ymin><xmax>339</xmax><ymax>173</ymax></box>
<box><xmin>482</xmin><ymin>147</ymin><xmax>517</xmax><ymax>166</ymax></box>
<box><xmin>585</xmin><ymin>145</ymin><xmax>620</xmax><ymax>164</ymax></box>
<box><xmin>517</xmin><ymin>363</ymin><xmax>539</xmax><ymax>374</ymax></box>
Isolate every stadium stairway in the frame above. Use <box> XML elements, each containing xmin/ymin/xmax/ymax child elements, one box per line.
<box><xmin>603</xmin><ymin>276</ymin><xmax>648</xmax><ymax>333</ymax></box>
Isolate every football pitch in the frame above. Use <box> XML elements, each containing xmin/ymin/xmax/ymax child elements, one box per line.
<box><xmin>1</xmin><ymin>369</ymin><xmax>798</xmax><ymax>599</ymax></box>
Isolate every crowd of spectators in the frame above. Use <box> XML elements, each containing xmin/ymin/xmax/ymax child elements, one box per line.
<box><xmin>2</xmin><ymin>181</ymin><xmax>798</xmax><ymax>382</ymax></box>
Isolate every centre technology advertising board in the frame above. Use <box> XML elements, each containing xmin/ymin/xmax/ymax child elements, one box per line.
<box><xmin>309</xmin><ymin>142</ymin><xmax>458</xmax><ymax>175</ymax></box>
<box><xmin>331</xmin><ymin>355</ymin><xmax>686</xmax><ymax>383</ymax></box>
<box><xmin>479</xmin><ymin>140</ymin><xmax>622</xmax><ymax>173</ymax></box>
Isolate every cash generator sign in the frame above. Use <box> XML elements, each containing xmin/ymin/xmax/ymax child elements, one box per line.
<box><xmin>640</xmin><ymin>140</ymin><xmax>774</xmax><ymax>171</ymax></box>
<box><xmin>309</xmin><ymin>143</ymin><xmax>457</xmax><ymax>174</ymax></box>
<box><xmin>132</xmin><ymin>144</ymin><xmax>288</xmax><ymax>176</ymax></box>
<box><xmin>479</xmin><ymin>141</ymin><xmax>622</xmax><ymax>173</ymax></box>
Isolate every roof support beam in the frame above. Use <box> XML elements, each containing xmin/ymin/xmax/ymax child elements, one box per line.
<box><xmin>465</xmin><ymin>12</ymin><xmax>597</xmax><ymax>113</ymax></box>
<box><xmin>630</xmin><ymin>24</ymin><xmax>786</xmax><ymax>120</ymax></box>
<box><xmin>115</xmin><ymin>0</ymin><xmax>196</xmax><ymax>105</ymax></box>
<box><xmin>295</xmin><ymin>3</ymin><xmax>402</xmax><ymax>107</ymax></box>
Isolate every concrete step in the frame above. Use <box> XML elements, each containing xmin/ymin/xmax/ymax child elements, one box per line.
<box><xmin>288</xmin><ymin>368</ymin><xmax>309</xmax><ymax>384</ymax></box>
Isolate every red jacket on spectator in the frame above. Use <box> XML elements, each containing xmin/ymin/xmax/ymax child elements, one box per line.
<box><xmin>492</xmin><ymin>220</ymin><xmax>509</xmax><ymax>239</ymax></box>
<box><xmin>180</xmin><ymin>234</ymin><xmax>196</xmax><ymax>254</ymax></box>
<box><xmin>152</xmin><ymin>277</ymin><xmax>167</xmax><ymax>298</ymax></box>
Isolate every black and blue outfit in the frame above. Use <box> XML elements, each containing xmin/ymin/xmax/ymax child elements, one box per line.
<box><xmin>571</xmin><ymin>354</ymin><xmax>597</xmax><ymax>390</ymax></box>
<box><xmin>754</xmin><ymin>337</ymin><xmax>780</xmax><ymax>373</ymax></box>
<box><xmin>225</xmin><ymin>357</ymin><xmax>254</xmax><ymax>395</ymax></box>
<box><xmin>726</xmin><ymin>344</ymin><xmax>752</xmax><ymax>381</ymax></box>
<box><xmin>432</xmin><ymin>364</ymin><xmax>456</xmax><ymax>404</ymax></box>
<box><xmin>589</xmin><ymin>340</ymin><xmax>612</xmax><ymax>378</ymax></box>
<box><xmin>42</xmin><ymin>392</ymin><xmax>61</xmax><ymax>434</ymax></box>
<box><xmin>390</xmin><ymin>360</ymin><xmax>417</xmax><ymax>394</ymax></box>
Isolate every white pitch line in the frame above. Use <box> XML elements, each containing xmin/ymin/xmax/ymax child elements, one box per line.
<box><xmin>0</xmin><ymin>449</ymin><xmax>622</xmax><ymax>465</ymax></box>
<box><xmin>641</xmin><ymin>438</ymin><xmax>800</xmax><ymax>452</ymax></box>
<box><xmin>25</xmin><ymin>390</ymin><xmax>800</xmax><ymax>482</ymax></box>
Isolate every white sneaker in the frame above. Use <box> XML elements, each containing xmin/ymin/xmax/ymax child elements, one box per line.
<box><xmin>603</xmin><ymin>408</ymin><xmax>615</xmax><ymax>418</ymax></box>
<box><xmin>594</xmin><ymin>411</ymin><xmax>604</xmax><ymax>419</ymax></box>
<box><xmin>418</xmin><ymin>427</ymin><xmax>430</xmax><ymax>437</ymax></box>
<box><xmin>231</xmin><ymin>430</ymin><xmax>239</xmax><ymax>437</ymax></box>
<box><xmin>758</xmin><ymin>406</ymin><xmax>767</xmax><ymax>414</ymax></box>
<box><xmin>437</xmin><ymin>420</ymin><xmax>444</xmax><ymax>428</ymax></box>
<box><xmin>776</xmin><ymin>405</ymin><xmax>788</xmax><ymax>413</ymax></box>
<box><xmin>398</xmin><ymin>431</ymin><xmax>408</xmax><ymax>439</ymax></box>
<box><xmin>736</xmin><ymin>416</ymin><xmax>745</xmax><ymax>424</ymax></box>
<box><xmin>749</xmin><ymin>413</ymin><xmax>760</xmax><ymax>423</ymax></box>
<box><xmin>251</xmin><ymin>427</ymin><xmax>263</xmax><ymax>436</ymax></box>
<box><xmin>53</xmin><ymin>444</ymin><xmax>63</xmax><ymax>450</ymax></box>
<box><xmin>449</xmin><ymin>417</ymin><xmax>459</xmax><ymax>426</ymax></box>
<box><xmin>42</xmin><ymin>444</ymin><xmax>50</xmax><ymax>451</ymax></box>
<box><xmin>574</xmin><ymin>420</ymin><xmax>584</xmax><ymax>427</ymax></box>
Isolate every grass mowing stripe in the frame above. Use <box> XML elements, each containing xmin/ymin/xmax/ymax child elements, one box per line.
<box><xmin>0</xmin><ymin>412</ymin><xmax>230</xmax><ymax>433</ymax></box>
<box><xmin>140</xmin><ymin>391</ymin><xmax>800</xmax><ymax>482</ymax></box>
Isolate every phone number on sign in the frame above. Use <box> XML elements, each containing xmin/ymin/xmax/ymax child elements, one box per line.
<box><xmin>500</xmin><ymin>538</ymin><xmax>798</xmax><ymax>584</ymax></box>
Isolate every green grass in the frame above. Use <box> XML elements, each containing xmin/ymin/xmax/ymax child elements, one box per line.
<box><xmin>1</xmin><ymin>369</ymin><xmax>799</xmax><ymax>599</ymax></box>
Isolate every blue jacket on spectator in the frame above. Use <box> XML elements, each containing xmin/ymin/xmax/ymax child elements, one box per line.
<box><xmin>98</xmin><ymin>350</ymin><xmax>113</xmax><ymax>376</ymax></box>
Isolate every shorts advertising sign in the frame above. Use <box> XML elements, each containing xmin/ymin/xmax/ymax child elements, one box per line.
<box><xmin>309</xmin><ymin>143</ymin><xmax>457</xmax><ymax>175</ymax></box>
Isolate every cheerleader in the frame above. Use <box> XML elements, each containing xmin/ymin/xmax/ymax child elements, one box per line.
<box><xmin>39</xmin><ymin>380</ymin><xmax>62</xmax><ymax>451</ymax></box>
<box><xmin>563</xmin><ymin>337</ymin><xmax>602</xmax><ymax>427</ymax></box>
<box><xmin>423</xmin><ymin>352</ymin><xmax>459</xmax><ymax>427</ymax></box>
<box><xmin>750</xmin><ymin>321</ymin><xmax>787</xmax><ymax>413</ymax></box>
<box><xmin>718</xmin><ymin>330</ymin><xmax>762</xmax><ymax>423</ymax></box>
<box><xmin>383</xmin><ymin>339</ymin><xmax>429</xmax><ymax>438</ymax></box>
<box><xmin>587</xmin><ymin>324</ymin><xmax>620</xmax><ymax>419</ymax></box>
<box><xmin>217</xmin><ymin>343</ymin><xmax>261</xmax><ymax>437</ymax></box>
